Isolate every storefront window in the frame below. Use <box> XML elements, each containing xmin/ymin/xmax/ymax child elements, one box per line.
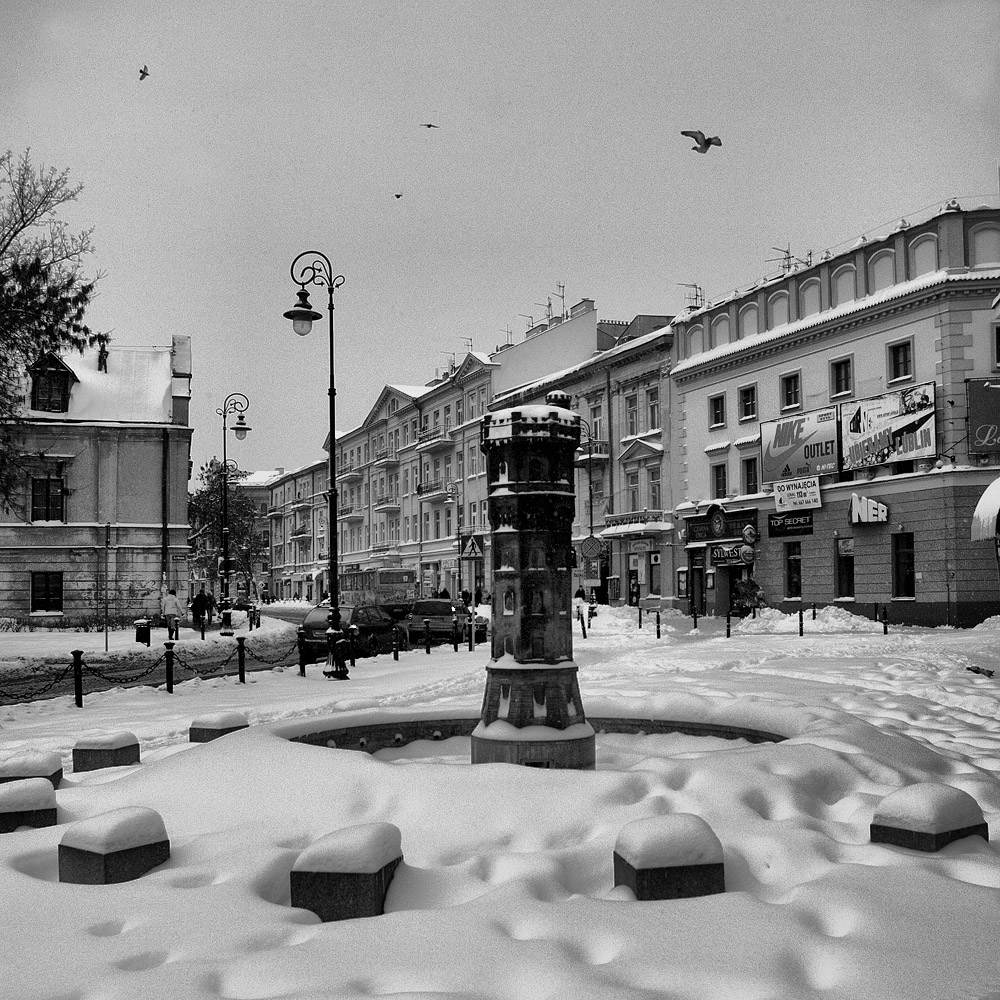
<box><xmin>785</xmin><ymin>541</ymin><xmax>802</xmax><ymax>598</ymax></box>
<box><xmin>835</xmin><ymin>538</ymin><xmax>855</xmax><ymax>598</ymax></box>
<box><xmin>892</xmin><ymin>532</ymin><xmax>915</xmax><ymax>597</ymax></box>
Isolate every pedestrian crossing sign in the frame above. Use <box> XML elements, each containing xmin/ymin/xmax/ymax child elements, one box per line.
<box><xmin>461</xmin><ymin>534</ymin><xmax>484</xmax><ymax>559</ymax></box>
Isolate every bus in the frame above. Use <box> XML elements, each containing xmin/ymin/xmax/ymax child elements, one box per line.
<box><xmin>338</xmin><ymin>568</ymin><xmax>416</xmax><ymax>615</ymax></box>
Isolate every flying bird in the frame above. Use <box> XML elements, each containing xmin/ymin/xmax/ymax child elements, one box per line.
<box><xmin>681</xmin><ymin>129</ymin><xmax>722</xmax><ymax>154</ymax></box>
<box><xmin>394</xmin><ymin>193</ymin><xmax>402</xmax><ymax>199</ymax></box>
<box><xmin>419</xmin><ymin>123</ymin><xmax>439</xmax><ymax>129</ymax></box>
<box><xmin>139</xmin><ymin>65</ymin><xmax>150</xmax><ymax>81</ymax></box>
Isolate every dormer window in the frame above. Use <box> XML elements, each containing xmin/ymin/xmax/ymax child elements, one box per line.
<box><xmin>29</xmin><ymin>354</ymin><xmax>76</xmax><ymax>413</ymax></box>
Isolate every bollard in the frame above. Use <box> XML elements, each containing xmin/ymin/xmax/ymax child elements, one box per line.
<box><xmin>200</xmin><ymin>616</ymin><xmax>206</xmax><ymax>641</ymax></box>
<box><xmin>882</xmin><ymin>604</ymin><xmax>889</xmax><ymax>635</ymax></box>
<box><xmin>588</xmin><ymin>603</ymin><xmax>594</xmax><ymax>627</ymax></box>
<box><xmin>812</xmin><ymin>603</ymin><xmax>817</xmax><ymax>621</ymax></box>
<box><xmin>72</xmin><ymin>649</ymin><xmax>84</xmax><ymax>709</ymax></box>
<box><xmin>467</xmin><ymin>614</ymin><xmax>475</xmax><ymax>652</ymax></box>
<box><xmin>656</xmin><ymin>611</ymin><xmax>661</xmax><ymax>639</ymax></box>
<box><xmin>579</xmin><ymin>609</ymin><xmax>587</xmax><ymax>639</ymax></box>
<box><xmin>424</xmin><ymin>619</ymin><xmax>431</xmax><ymax>655</ymax></box>
<box><xmin>392</xmin><ymin>626</ymin><xmax>400</xmax><ymax>662</ymax></box>
<box><xmin>692</xmin><ymin>609</ymin><xmax>698</xmax><ymax>630</ymax></box>
<box><xmin>798</xmin><ymin>608</ymin><xmax>804</xmax><ymax>636</ymax></box>
<box><xmin>726</xmin><ymin>612</ymin><xmax>731</xmax><ymax>639</ymax></box>
<box><xmin>348</xmin><ymin>626</ymin><xmax>358</xmax><ymax>668</ymax></box>
<box><xmin>452</xmin><ymin>615</ymin><xmax>459</xmax><ymax>652</ymax></box>
<box><xmin>752</xmin><ymin>606</ymin><xmax>757</xmax><ymax>619</ymax></box>
<box><xmin>236</xmin><ymin>636</ymin><xmax>246</xmax><ymax>684</ymax></box>
<box><xmin>164</xmin><ymin>641</ymin><xmax>175</xmax><ymax>694</ymax></box>
<box><xmin>638</xmin><ymin>607</ymin><xmax>643</xmax><ymax>629</ymax></box>
<box><xmin>297</xmin><ymin>628</ymin><xmax>308</xmax><ymax>677</ymax></box>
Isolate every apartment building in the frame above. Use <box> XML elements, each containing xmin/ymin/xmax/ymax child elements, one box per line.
<box><xmin>267</xmin><ymin>460</ymin><xmax>328</xmax><ymax>602</ymax></box>
<box><xmin>670</xmin><ymin>199</ymin><xmax>1000</xmax><ymax>626</ymax></box>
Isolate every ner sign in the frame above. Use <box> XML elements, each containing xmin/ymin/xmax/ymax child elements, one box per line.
<box><xmin>850</xmin><ymin>493</ymin><xmax>888</xmax><ymax>524</ymax></box>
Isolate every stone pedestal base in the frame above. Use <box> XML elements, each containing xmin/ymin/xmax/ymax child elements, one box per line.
<box><xmin>59</xmin><ymin>840</ymin><xmax>170</xmax><ymax>884</ymax></box>
<box><xmin>0</xmin><ymin>807</ymin><xmax>57</xmax><ymax>834</ymax></box>
<box><xmin>471</xmin><ymin>732</ymin><xmax>595</xmax><ymax>769</ymax></box>
<box><xmin>72</xmin><ymin>742</ymin><xmax>140</xmax><ymax>773</ymax></box>
<box><xmin>290</xmin><ymin>857</ymin><xmax>402</xmax><ymax>922</ymax></box>
<box><xmin>0</xmin><ymin>768</ymin><xmax>62</xmax><ymax>789</ymax></box>
<box><xmin>613</xmin><ymin>852</ymin><xmax>726</xmax><ymax>900</ymax></box>
<box><xmin>189</xmin><ymin>723</ymin><xmax>249</xmax><ymax>743</ymax></box>
<box><xmin>870</xmin><ymin>822</ymin><xmax>989</xmax><ymax>852</ymax></box>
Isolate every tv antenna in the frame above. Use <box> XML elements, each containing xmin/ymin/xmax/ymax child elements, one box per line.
<box><xmin>518</xmin><ymin>314</ymin><xmax>535</xmax><ymax>331</ymax></box>
<box><xmin>499</xmin><ymin>325</ymin><xmax>513</xmax><ymax>347</ymax></box>
<box><xmin>535</xmin><ymin>297</ymin><xmax>553</xmax><ymax>324</ymax></box>
<box><xmin>678</xmin><ymin>283</ymin><xmax>704</xmax><ymax>309</ymax></box>
<box><xmin>460</xmin><ymin>336</ymin><xmax>473</xmax><ymax>354</ymax></box>
<box><xmin>552</xmin><ymin>282</ymin><xmax>566</xmax><ymax>318</ymax></box>
<box><xmin>766</xmin><ymin>244</ymin><xmax>812</xmax><ymax>273</ymax></box>
<box><xmin>441</xmin><ymin>351</ymin><xmax>456</xmax><ymax>372</ymax></box>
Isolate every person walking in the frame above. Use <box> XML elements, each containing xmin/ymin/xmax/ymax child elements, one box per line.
<box><xmin>206</xmin><ymin>591</ymin><xmax>217</xmax><ymax>625</ymax></box>
<box><xmin>162</xmin><ymin>589</ymin><xmax>185</xmax><ymax>641</ymax></box>
<box><xmin>191</xmin><ymin>586</ymin><xmax>209</xmax><ymax>629</ymax></box>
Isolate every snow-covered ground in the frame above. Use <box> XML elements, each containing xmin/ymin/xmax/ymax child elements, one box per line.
<box><xmin>1</xmin><ymin>604</ymin><xmax>999</xmax><ymax>1000</ymax></box>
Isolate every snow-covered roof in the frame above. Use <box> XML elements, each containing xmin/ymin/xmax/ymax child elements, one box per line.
<box><xmin>240</xmin><ymin>470</ymin><xmax>286</xmax><ymax>488</ymax></box>
<box><xmin>674</xmin><ymin>268</ymin><xmax>1000</xmax><ymax>377</ymax></box>
<box><xmin>386</xmin><ymin>384</ymin><xmax>434</xmax><ymax>399</ymax></box>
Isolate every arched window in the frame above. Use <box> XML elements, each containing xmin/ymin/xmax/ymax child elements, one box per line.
<box><xmin>710</xmin><ymin>314</ymin><xmax>730</xmax><ymax>348</ymax></box>
<box><xmin>687</xmin><ymin>325</ymin><xmax>704</xmax><ymax>356</ymax></box>
<box><xmin>832</xmin><ymin>265</ymin><xmax>856</xmax><ymax>307</ymax></box>
<box><xmin>798</xmin><ymin>279</ymin><xmax>821</xmax><ymax>318</ymax></box>
<box><xmin>970</xmin><ymin>225</ymin><xmax>1000</xmax><ymax>266</ymax></box>
<box><xmin>767</xmin><ymin>291</ymin><xmax>789</xmax><ymax>329</ymax></box>
<box><xmin>868</xmin><ymin>250</ymin><xmax>895</xmax><ymax>293</ymax></box>
<box><xmin>908</xmin><ymin>234</ymin><xmax>938</xmax><ymax>277</ymax></box>
<box><xmin>738</xmin><ymin>304</ymin><xmax>758</xmax><ymax>339</ymax></box>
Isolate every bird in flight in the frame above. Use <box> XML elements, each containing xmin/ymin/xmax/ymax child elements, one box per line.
<box><xmin>139</xmin><ymin>65</ymin><xmax>150</xmax><ymax>81</ymax></box>
<box><xmin>419</xmin><ymin>123</ymin><xmax>439</xmax><ymax>129</ymax></box>
<box><xmin>681</xmin><ymin>129</ymin><xmax>722</xmax><ymax>154</ymax></box>
<box><xmin>394</xmin><ymin>193</ymin><xmax>402</xmax><ymax>199</ymax></box>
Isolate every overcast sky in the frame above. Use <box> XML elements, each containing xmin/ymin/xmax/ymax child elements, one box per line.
<box><xmin>4</xmin><ymin>1</ymin><xmax>999</xmax><ymax>480</ymax></box>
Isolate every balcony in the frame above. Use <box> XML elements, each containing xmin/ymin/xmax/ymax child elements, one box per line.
<box><xmin>373</xmin><ymin>492</ymin><xmax>400</xmax><ymax>511</ymax></box>
<box><xmin>416</xmin><ymin>478</ymin><xmax>449</xmax><ymax>501</ymax></box>
<box><xmin>339</xmin><ymin>503</ymin><xmax>364</xmax><ymax>521</ymax></box>
<box><xmin>372</xmin><ymin>449</ymin><xmax>400</xmax><ymax>469</ymax></box>
<box><xmin>371</xmin><ymin>541</ymin><xmax>400</xmax><ymax>554</ymax></box>
<box><xmin>337</xmin><ymin>464</ymin><xmax>364</xmax><ymax>483</ymax></box>
<box><xmin>415</xmin><ymin>423</ymin><xmax>453</xmax><ymax>453</ymax></box>
<box><xmin>290</xmin><ymin>521</ymin><xmax>312</xmax><ymax>538</ymax></box>
<box><xmin>574</xmin><ymin>439</ymin><xmax>610</xmax><ymax>464</ymax></box>
<box><xmin>290</xmin><ymin>495</ymin><xmax>311</xmax><ymax>510</ymax></box>
<box><xmin>600</xmin><ymin>509</ymin><xmax>671</xmax><ymax>538</ymax></box>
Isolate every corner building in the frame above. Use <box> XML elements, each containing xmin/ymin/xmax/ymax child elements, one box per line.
<box><xmin>670</xmin><ymin>199</ymin><xmax>1000</xmax><ymax>626</ymax></box>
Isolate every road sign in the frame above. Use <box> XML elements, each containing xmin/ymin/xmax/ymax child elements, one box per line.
<box><xmin>461</xmin><ymin>534</ymin><xmax>484</xmax><ymax>559</ymax></box>
<box><xmin>581</xmin><ymin>534</ymin><xmax>602</xmax><ymax>558</ymax></box>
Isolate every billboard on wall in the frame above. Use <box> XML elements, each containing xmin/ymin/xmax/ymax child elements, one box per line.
<box><xmin>966</xmin><ymin>379</ymin><xmax>1000</xmax><ymax>453</ymax></box>
<box><xmin>760</xmin><ymin>407</ymin><xmax>839</xmax><ymax>484</ymax></box>
<box><xmin>839</xmin><ymin>382</ymin><xmax>936</xmax><ymax>470</ymax></box>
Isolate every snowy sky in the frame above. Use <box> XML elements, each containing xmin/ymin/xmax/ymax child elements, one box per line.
<box><xmin>2</xmin><ymin>604</ymin><xmax>1000</xmax><ymax>997</ymax></box>
<box><xmin>3</xmin><ymin>1</ymin><xmax>1000</xmax><ymax>478</ymax></box>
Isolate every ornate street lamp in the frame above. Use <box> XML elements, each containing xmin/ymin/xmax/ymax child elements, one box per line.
<box><xmin>283</xmin><ymin>252</ymin><xmax>347</xmax><ymax>677</ymax></box>
<box><xmin>216</xmin><ymin>393</ymin><xmax>251</xmax><ymax>635</ymax></box>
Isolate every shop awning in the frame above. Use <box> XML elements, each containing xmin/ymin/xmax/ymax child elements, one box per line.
<box><xmin>971</xmin><ymin>476</ymin><xmax>1000</xmax><ymax>540</ymax></box>
<box><xmin>599</xmin><ymin>520</ymin><xmax>673</xmax><ymax>537</ymax></box>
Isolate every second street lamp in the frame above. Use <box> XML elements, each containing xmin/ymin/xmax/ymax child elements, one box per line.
<box><xmin>216</xmin><ymin>393</ymin><xmax>251</xmax><ymax>635</ymax></box>
<box><xmin>283</xmin><ymin>251</ymin><xmax>348</xmax><ymax>678</ymax></box>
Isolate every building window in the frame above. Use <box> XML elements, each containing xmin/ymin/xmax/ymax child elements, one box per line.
<box><xmin>892</xmin><ymin>532</ymin><xmax>915</xmax><ymax>598</ymax></box>
<box><xmin>830</xmin><ymin>358</ymin><xmax>852</xmax><ymax>398</ymax></box>
<box><xmin>799</xmin><ymin>279</ymin><xmax>821</xmax><ymax>318</ymax></box>
<box><xmin>589</xmin><ymin>404</ymin><xmax>603</xmax><ymax>440</ymax></box>
<box><xmin>868</xmin><ymin>250</ymin><xmax>895</xmax><ymax>293</ymax></box>
<box><xmin>738</xmin><ymin>384</ymin><xmax>757</xmax><ymax>421</ymax></box>
<box><xmin>30</xmin><ymin>370</ymin><xmax>72</xmax><ymax>413</ymax></box>
<box><xmin>709</xmin><ymin>394</ymin><xmax>726</xmax><ymax>428</ymax></box>
<box><xmin>31</xmin><ymin>571</ymin><xmax>63</xmax><ymax>612</ymax></box>
<box><xmin>31</xmin><ymin>477</ymin><xmax>64</xmax><ymax>521</ymax></box>
<box><xmin>970</xmin><ymin>225</ymin><xmax>1000</xmax><ymax>266</ymax></box>
<box><xmin>742</xmin><ymin>456</ymin><xmax>759</xmax><ymax>495</ymax></box>
<box><xmin>648</xmin><ymin>467</ymin><xmax>661</xmax><ymax>509</ymax></box>
<box><xmin>994</xmin><ymin>323</ymin><xmax>1000</xmax><ymax>369</ymax></box>
<box><xmin>711</xmin><ymin>463</ymin><xmax>728</xmax><ymax>499</ymax></box>
<box><xmin>626</xmin><ymin>471</ymin><xmax>640</xmax><ymax>511</ymax></box>
<box><xmin>468</xmin><ymin>445</ymin><xmax>478</xmax><ymax>476</ymax></box>
<box><xmin>710</xmin><ymin>314</ymin><xmax>730</xmax><ymax>348</ymax></box>
<box><xmin>832</xmin><ymin>265</ymin><xmax>856</xmax><ymax>307</ymax></box>
<box><xmin>785</xmin><ymin>542</ymin><xmax>802</xmax><ymax>598</ymax></box>
<box><xmin>835</xmin><ymin>539</ymin><xmax>855</xmax><ymax>598</ymax></box>
<box><xmin>738</xmin><ymin>304</ymin><xmax>758</xmax><ymax>339</ymax></box>
<box><xmin>908</xmin><ymin>234</ymin><xmax>937</xmax><ymax>277</ymax></box>
<box><xmin>767</xmin><ymin>291</ymin><xmax>789</xmax><ymax>329</ymax></box>
<box><xmin>780</xmin><ymin>372</ymin><xmax>801</xmax><ymax>410</ymax></box>
<box><xmin>625</xmin><ymin>394</ymin><xmax>638</xmax><ymax>435</ymax></box>
<box><xmin>647</xmin><ymin>387</ymin><xmax>660</xmax><ymax>430</ymax></box>
<box><xmin>888</xmin><ymin>341</ymin><xmax>912</xmax><ymax>382</ymax></box>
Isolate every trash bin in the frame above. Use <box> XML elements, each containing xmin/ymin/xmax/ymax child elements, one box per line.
<box><xmin>134</xmin><ymin>618</ymin><xmax>151</xmax><ymax>647</ymax></box>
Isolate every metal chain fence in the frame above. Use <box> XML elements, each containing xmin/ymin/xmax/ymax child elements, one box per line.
<box><xmin>0</xmin><ymin>663</ymin><xmax>75</xmax><ymax>702</ymax></box>
<box><xmin>244</xmin><ymin>638</ymin><xmax>299</xmax><ymax>666</ymax></box>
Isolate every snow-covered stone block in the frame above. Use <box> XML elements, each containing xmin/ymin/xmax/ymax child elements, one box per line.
<box><xmin>59</xmin><ymin>807</ymin><xmax>170</xmax><ymax>884</ymax></box>
<box><xmin>72</xmin><ymin>731</ymin><xmax>140</xmax><ymax>772</ymax></box>
<box><xmin>0</xmin><ymin>750</ymin><xmax>63</xmax><ymax>789</ymax></box>
<box><xmin>613</xmin><ymin>814</ymin><xmax>726</xmax><ymax>900</ymax></box>
<box><xmin>0</xmin><ymin>777</ymin><xmax>57</xmax><ymax>833</ymax></box>
<box><xmin>870</xmin><ymin>782</ymin><xmax>989</xmax><ymax>852</ymax></box>
<box><xmin>290</xmin><ymin>822</ymin><xmax>403</xmax><ymax>921</ymax></box>
<box><xmin>189</xmin><ymin>711</ymin><xmax>250</xmax><ymax>743</ymax></box>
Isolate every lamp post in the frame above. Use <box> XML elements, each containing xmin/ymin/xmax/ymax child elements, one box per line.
<box><xmin>576</xmin><ymin>416</ymin><xmax>603</xmax><ymax>604</ymax></box>
<box><xmin>283</xmin><ymin>252</ymin><xmax>347</xmax><ymax>676</ymax></box>
<box><xmin>445</xmin><ymin>480</ymin><xmax>463</xmax><ymax>601</ymax></box>
<box><xmin>216</xmin><ymin>393</ymin><xmax>251</xmax><ymax>635</ymax></box>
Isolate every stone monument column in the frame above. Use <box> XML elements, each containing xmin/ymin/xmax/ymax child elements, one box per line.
<box><xmin>470</xmin><ymin>390</ymin><xmax>596</xmax><ymax>769</ymax></box>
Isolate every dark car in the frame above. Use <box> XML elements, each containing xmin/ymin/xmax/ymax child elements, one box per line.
<box><xmin>406</xmin><ymin>599</ymin><xmax>488</xmax><ymax>644</ymax></box>
<box><xmin>298</xmin><ymin>602</ymin><xmax>407</xmax><ymax>661</ymax></box>
<box><xmin>380</xmin><ymin>601</ymin><xmax>413</xmax><ymax>623</ymax></box>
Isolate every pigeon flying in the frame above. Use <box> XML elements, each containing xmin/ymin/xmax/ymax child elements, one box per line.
<box><xmin>419</xmin><ymin>123</ymin><xmax>439</xmax><ymax>128</ymax></box>
<box><xmin>139</xmin><ymin>65</ymin><xmax>150</xmax><ymax>81</ymax></box>
<box><xmin>681</xmin><ymin>130</ymin><xmax>722</xmax><ymax>154</ymax></box>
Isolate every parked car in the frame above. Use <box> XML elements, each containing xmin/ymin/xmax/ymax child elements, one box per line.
<box><xmin>406</xmin><ymin>599</ymin><xmax>488</xmax><ymax>643</ymax></box>
<box><xmin>298</xmin><ymin>602</ymin><xmax>407</xmax><ymax>661</ymax></box>
<box><xmin>380</xmin><ymin>601</ymin><xmax>413</xmax><ymax>623</ymax></box>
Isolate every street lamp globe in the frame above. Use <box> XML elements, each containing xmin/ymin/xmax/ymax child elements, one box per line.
<box><xmin>232</xmin><ymin>414</ymin><xmax>252</xmax><ymax>441</ymax></box>
<box><xmin>283</xmin><ymin>289</ymin><xmax>322</xmax><ymax>337</ymax></box>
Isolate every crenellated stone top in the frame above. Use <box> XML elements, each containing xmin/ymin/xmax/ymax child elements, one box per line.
<box><xmin>481</xmin><ymin>391</ymin><xmax>581</xmax><ymax>448</ymax></box>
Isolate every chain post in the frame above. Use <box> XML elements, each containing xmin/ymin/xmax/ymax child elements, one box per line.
<box><xmin>392</xmin><ymin>625</ymin><xmax>400</xmax><ymax>661</ymax></box>
<box><xmin>164</xmin><ymin>641</ymin><xmax>175</xmax><ymax>693</ymax></box>
<box><xmin>71</xmin><ymin>649</ymin><xmax>84</xmax><ymax>708</ymax></box>
<box><xmin>726</xmin><ymin>612</ymin><xmax>731</xmax><ymax>638</ymax></box>
<box><xmin>452</xmin><ymin>615</ymin><xmax>459</xmax><ymax>651</ymax></box>
<box><xmin>236</xmin><ymin>636</ymin><xmax>246</xmax><ymax>683</ymax></box>
<box><xmin>638</xmin><ymin>606</ymin><xmax>643</xmax><ymax>629</ymax></box>
<box><xmin>882</xmin><ymin>604</ymin><xmax>889</xmax><ymax>635</ymax></box>
<box><xmin>297</xmin><ymin>628</ymin><xmax>307</xmax><ymax>677</ymax></box>
<box><xmin>656</xmin><ymin>611</ymin><xmax>661</xmax><ymax>638</ymax></box>
<box><xmin>798</xmin><ymin>608</ymin><xmax>804</xmax><ymax>637</ymax></box>
<box><xmin>467</xmin><ymin>613</ymin><xmax>474</xmax><ymax>651</ymax></box>
<box><xmin>424</xmin><ymin>619</ymin><xmax>431</xmax><ymax>654</ymax></box>
<box><xmin>579</xmin><ymin>608</ymin><xmax>587</xmax><ymax>639</ymax></box>
<box><xmin>692</xmin><ymin>609</ymin><xmax>698</xmax><ymax>630</ymax></box>
<box><xmin>812</xmin><ymin>602</ymin><xmax>817</xmax><ymax>620</ymax></box>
